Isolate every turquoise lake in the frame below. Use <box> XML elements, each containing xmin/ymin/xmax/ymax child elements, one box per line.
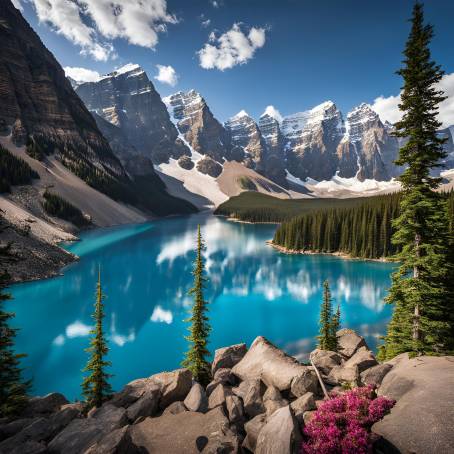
<box><xmin>9</xmin><ymin>214</ymin><xmax>395</xmax><ymax>400</ymax></box>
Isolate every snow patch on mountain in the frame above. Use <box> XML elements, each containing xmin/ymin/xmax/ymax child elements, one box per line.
<box><xmin>304</xmin><ymin>175</ymin><xmax>400</xmax><ymax>194</ymax></box>
<box><xmin>261</xmin><ymin>105</ymin><xmax>283</xmax><ymax>123</ymax></box>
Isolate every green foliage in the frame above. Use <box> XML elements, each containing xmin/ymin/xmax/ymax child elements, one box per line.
<box><xmin>381</xmin><ymin>3</ymin><xmax>454</xmax><ymax>360</ymax></box>
<box><xmin>274</xmin><ymin>193</ymin><xmax>402</xmax><ymax>259</ymax></box>
<box><xmin>237</xmin><ymin>176</ymin><xmax>257</xmax><ymax>191</ymax></box>
<box><xmin>42</xmin><ymin>191</ymin><xmax>91</xmax><ymax>228</ymax></box>
<box><xmin>0</xmin><ymin>270</ymin><xmax>30</xmax><ymax>417</ymax></box>
<box><xmin>0</xmin><ymin>144</ymin><xmax>39</xmax><ymax>193</ymax></box>
<box><xmin>82</xmin><ymin>269</ymin><xmax>113</xmax><ymax>409</ymax></box>
<box><xmin>215</xmin><ymin>191</ymin><xmax>371</xmax><ymax>223</ymax></box>
<box><xmin>182</xmin><ymin>225</ymin><xmax>211</xmax><ymax>385</ymax></box>
<box><xmin>318</xmin><ymin>281</ymin><xmax>340</xmax><ymax>351</ymax></box>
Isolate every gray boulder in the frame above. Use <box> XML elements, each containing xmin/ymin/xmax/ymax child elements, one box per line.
<box><xmin>0</xmin><ymin>407</ymin><xmax>80</xmax><ymax>453</ymax></box>
<box><xmin>344</xmin><ymin>346</ymin><xmax>378</xmax><ymax>373</ymax></box>
<box><xmin>360</xmin><ymin>363</ymin><xmax>393</xmax><ymax>387</ymax></box>
<box><xmin>290</xmin><ymin>369</ymin><xmax>319</xmax><ymax>397</ymax></box>
<box><xmin>212</xmin><ymin>343</ymin><xmax>247</xmax><ymax>375</ymax></box>
<box><xmin>184</xmin><ymin>383</ymin><xmax>208</xmax><ymax>413</ymax></box>
<box><xmin>226</xmin><ymin>395</ymin><xmax>244</xmax><ymax>424</ymax></box>
<box><xmin>21</xmin><ymin>393</ymin><xmax>68</xmax><ymax>417</ymax></box>
<box><xmin>48</xmin><ymin>404</ymin><xmax>127</xmax><ymax>454</ymax></box>
<box><xmin>208</xmin><ymin>383</ymin><xmax>230</xmax><ymax>410</ymax></box>
<box><xmin>309</xmin><ymin>349</ymin><xmax>342</xmax><ymax>375</ymax></box>
<box><xmin>151</xmin><ymin>368</ymin><xmax>193</xmax><ymax>410</ymax></box>
<box><xmin>84</xmin><ymin>426</ymin><xmax>136</xmax><ymax>454</ymax></box>
<box><xmin>327</xmin><ymin>365</ymin><xmax>359</xmax><ymax>386</ymax></box>
<box><xmin>0</xmin><ymin>418</ymin><xmax>36</xmax><ymax>441</ymax></box>
<box><xmin>162</xmin><ymin>401</ymin><xmax>187</xmax><ymax>416</ymax></box>
<box><xmin>372</xmin><ymin>355</ymin><xmax>454</xmax><ymax>454</ymax></box>
<box><xmin>130</xmin><ymin>406</ymin><xmax>240</xmax><ymax>453</ymax></box>
<box><xmin>290</xmin><ymin>392</ymin><xmax>316</xmax><ymax>423</ymax></box>
<box><xmin>263</xmin><ymin>386</ymin><xmax>288</xmax><ymax>418</ymax></box>
<box><xmin>126</xmin><ymin>387</ymin><xmax>160</xmax><ymax>421</ymax></box>
<box><xmin>243</xmin><ymin>413</ymin><xmax>267</xmax><ymax>453</ymax></box>
<box><xmin>206</xmin><ymin>368</ymin><xmax>236</xmax><ymax>396</ymax></box>
<box><xmin>336</xmin><ymin>329</ymin><xmax>367</xmax><ymax>358</ymax></box>
<box><xmin>255</xmin><ymin>406</ymin><xmax>302</xmax><ymax>454</ymax></box>
<box><xmin>233</xmin><ymin>379</ymin><xmax>265</xmax><ymax>418</ymax></box>
<box><xmin>232</xmin><ymin>336</ymin><xmax>307</xmax><ymax>391</ymax></box>
<box><xmin>6</xmin><ymin>440</ymin><xmax>47</xmax><ymax>454</ymax></box>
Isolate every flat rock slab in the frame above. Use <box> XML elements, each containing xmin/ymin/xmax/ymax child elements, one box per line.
<box><xmin>373</xmin><ymin>355</ymin><xmax>454</xmax><ymax>454</ymax></box>
<box><xmin>130</xmin><ymin>407</ymin><xmax>240</xmax><ymax>453</ymax></box>
<box><xmin>232</xmin><ymin>336</ymin><xmax>307</xmax><ymax>391</ymax></box>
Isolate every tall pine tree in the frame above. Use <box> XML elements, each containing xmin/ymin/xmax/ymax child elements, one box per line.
<box><xmin>381</xmin><ymin>2</ymin><xmax>454</xmax><ymax>359</ymax></box>
<box><xmin>82</xmin><ymin>268</ymin><xmax>112</xmax><ymax>409</ymax></box>
<box><xmin>318</xmin><ymin>281</ymin><xmax>336</xmax><ymax>350</ymax></box>
<box><xmin>0</xmin><ymin>271</ymin><xmax>30</xmax><ymax>417</ymax></box>
<box><xmin>182</xmin><ymin>225</ymin><xmax>211</xmax><ymax>385</ymax></box>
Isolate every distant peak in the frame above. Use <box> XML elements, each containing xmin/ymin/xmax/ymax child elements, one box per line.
<box><xmin>100</xmin><ymin>63</ymin><xmax>144</xmax><ymax>80</ymax></box>
<box><xmin>261</xmin><ymin>105</ymin><xmax>283</xmax><ymax>123</ymax></box>
<box><xmin>232</xmin><ymin>110</ymin><xmax>250</xmax><ymax>119</ymax></box>
<box><xmin>311</xmin><ymin>100</ymin><xmax>336</xmax><ymax>112</ymax></box>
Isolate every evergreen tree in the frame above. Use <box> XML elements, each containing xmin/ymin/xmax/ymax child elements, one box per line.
<box><xmin>381</xmin><ymin>2</ymin><xmax>454</xmax><ymax>359</ymax></box>
<box><xmin>182</xmin><ymin>225</ymin><xmax>211</xmax><ymax>385</ymax></box>
<box><xmin>82</xmin><ymin>268</ymin><xmax>112</xmax><ymax>409</ymax></box>
<box><xmin>0</xmin><ymin>270</ymin><xmax>30</xmax><ymax>417</ymax></box>
<box><xmin>318</xmin><ymin>280</ymin><xmax>337</xmax><ymax>351</ymax></box>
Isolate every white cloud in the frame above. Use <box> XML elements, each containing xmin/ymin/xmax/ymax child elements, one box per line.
<box><xmin>29</xmin><ymin>0</ymin><xmax>176</xmax><ymax>61</ymax></box>
<box><xmin>201</xmin><ymin>19</ymin><xmax>211</xmax><ymax>28</ymax></box>
<box><xmin>210</xmin><ymin>0</ymin><xmax>221</xmax><ymax>7</ymax></box>
<box><xmin>262</xmin><ymin>105</ymin><xmax>283</xmax><ymax>123</ymax></box>
<box><xmin>11</xmin><ymin>0</ymin><xmax>23</xmax><ymax>12</ymax></box>
<box><xmin>371</xmin><ymin>72</ymin><xmax>454</xmax><ymax>128</ymax></box>
<box><xmin>198</xmin><ymin>23</ymin><xmax>267</xmax><ymax>71</ymax></box>
<box><xmin>64</xmin><ymin>66</ymin><xmax>100</xmax><ymax>83</ymax></box>
<box><xmin>154</xmin><ymin>64</ymin><xmax>179</xmax><ymax>86</ymax></box>
<box><xmin>150</xmin><ymin>306</ymin><xmax>173</xmax><ymax>324</ymax></box>
<box><xmin>65</xmin><ymin>321</ymin><xmax>92</xmax><ymax>338</ymax></box>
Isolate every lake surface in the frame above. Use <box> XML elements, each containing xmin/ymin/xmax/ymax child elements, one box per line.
<box><xmin>9</xmin><ymin>214</ymin><xmax>395</xmax><ymax>400</ymax></box>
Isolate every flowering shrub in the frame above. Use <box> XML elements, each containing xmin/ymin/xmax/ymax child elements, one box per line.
<box><xmin>302</xmin><ymin>385</ymin><xmax>395</xmax><ymax>454</ymax></box>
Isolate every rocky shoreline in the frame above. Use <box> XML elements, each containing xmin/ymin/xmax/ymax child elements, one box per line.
<box><xmin>266</xmin><ymin>241</ymin><xmax>394</xmax><ymax>263</ymax></box>
<box><xmin>1</xmin><ymin>329</ymin><xmax>452</xmax><ymax>453</ymax></box>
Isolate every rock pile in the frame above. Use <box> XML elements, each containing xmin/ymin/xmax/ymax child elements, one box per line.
<box><xmin>1</xmin><ymin>330</ymin><xmax>452</xmax><ymax>453</ymax></box>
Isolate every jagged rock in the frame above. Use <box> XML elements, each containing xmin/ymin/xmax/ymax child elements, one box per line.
<box><xmin>243</xmin><ymin>413</ymin><xmax>267</xmax><ymax>453</ymax></box>
<box><xmin>208</xmin><ymin>383</ymin><xmax>230</xmax><ymax>410</ymax></box>
<box><xmin>130</xmin><ymin>406</ymin><xmax>240</xmax><ymax>453</ymax></box>
<box><xmin>233</xmin><ymin>379</ymin><xmax>265</xmax><ymax>418</ymax></box>
<box><xmin>126</xmin><ymin>387</ymin><xmax>160</xmax><ymax>421</ymax></box>
<box><xmin>336</xmin><ymin>329</ymin><xmax>367</xmax><ymax>358</ymax></box>
<box><xmin>184</xmin><ymin>383</ymin><xmax>208</xmax><ymax>413</ymax></box>
<box><xmin>344</xmin><ymin>346</ymin><xmax>378</xmax><ymax>373</ymax></box>
<box><xmin>48</xmin><ymin>404</ymin><xmax>127</xmax><ymax>454</ymax></box>
<box><xmin>60</xmin><ymin>402</ymin><xmax>84</xmax><ymax>414</ymax></box>
<box><xmin>0</xmin><ymin>418</ymin><xmax>35</xmax><ymax>441</ymax></box>
<box><xmin>290</xmin><ymin>369</ymin><xmax>319</xmax><ymax>397</ymax></box>
<box><xmin>214</xmin><ymin>368</ymin><xmax>237</xmax><ymax>385</ymax></box>
<box><xmin>151</xmin><ymin>368</ymin><xmax>192</xmax><ymax>410</ymax></box>
<box><xmin>263</xmin><ymin>386</ymin><xmax>282</xmax><ymax>402</ymax></box>
<box><xmin>0</xmin><ymin>407</ymin><xmax>79</xmax><ymax>453</ymax></box>
<box><xmin>232</xmin><ymin>336</ymin><xmax>307</xmax><ymax>391</ymax></box>
<box><xmin>21</xmin><ymin>393</ymin><xmax>68</xmax><ymax>417</ymax></box>
<box><xmin>360</xmin><ymin>363</ymin><xmax>393</xmax><ymax>387</ymax></box>
<box><xmin>84</xmin><ymin>426</ymin><xmax>136</xmax><ymax>454</ymax></box>
<box><xmin>309</xmin><ymin>349</ymin><xmax>343</xmax><ymax>375</ymax></box>
<box><xmin>327</xmin><ymin>365</ymin><xmax>359</xmax><ymax>386</ymax></box>
<box><xmin>7</xmin><ymin>440</ymin><xmax>47</xmax><ymax>454</ymax></box>
<box><xmin>264</xmin><ymin>398</ymin><xmax>288</xmax><ymax>418</ymax></box>
<box><xmin>162</xmin><ymin>401</ymin><xmax>187</xmax><ymax>416</ymax></box>
<box><xmin>226</xmin><ymin>395</ymin><xmax>244</xmax><ymax>424</ymax></box>
<box><xmin>255</xmin><ymin>406</ymin><xmax>302</xmax><ymax>454</ymax></box>
<box><xmin>177</xmin><ymin>155</ymin><xmax>194</xmax><ymax>170</ymax></box>
<box><xmin>290</xmin><ymin>392</ymin><xmax>316</xmax><ymax>423</ymax></box>
<box><xmin>372</xmin><ymin>356</ymin><xmax>454</xmax><ymax>454</ymax></box>
<box><xmin>111</xmin><ymin>380</ymin><xmax>160</xmax><ymax>409</ymax></box>
<box><xmin>212</xmin><ymin>343</ymin><xmax>248</xmax><ymax>375</ymax></box>
<box><xmin>196</xmin><ymin>157</ymin><xmax>223</xmax><ymax>178</ymax></box>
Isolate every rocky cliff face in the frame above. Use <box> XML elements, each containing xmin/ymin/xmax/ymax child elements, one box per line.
<box><xmin>283</xmin><ymin>101</ymin><xmax>344</xmax><ymax>181</ymax></box>
<box><xmin>224</xmin><ymin>111</ymin><xmax>267</xmax><ymax>171</ymax></box>
<box><xmin>337</xmin><ymin>104</ymin><xmax>400</xmax><ymax>181</ymax></box>
<box><xmin>0</xmin><ymin>0</ymin><xmax>126</xmax><ymax>184</ymax></box>
<box><xmin>164</xmin><ymin>90</ymin><xmax>230</xmax><ymax>162</ymax></box>
<box><xmin>76</xmin><ymin>65</ymin><xmax>189</xmax><ymax>164</ymax></box>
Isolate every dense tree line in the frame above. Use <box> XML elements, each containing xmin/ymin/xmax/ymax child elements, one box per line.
<box><xmin>0</xmin><ymin>145</ymin><xmax>39</xmax><ymax>193</ymax></box>
<box><xmin>42</xmin><ymin>191</ymin><xmax>91</xmax><ymax>228</ymax></box>
<box><xmin>273</xmin><ymin>193</ymin><xmax>402</xmax><ymax>259</ymax></box>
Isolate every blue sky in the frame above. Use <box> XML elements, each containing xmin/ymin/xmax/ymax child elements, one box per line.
<box><xmin>14</xmin><ymin>0</ymin><xmax>454</xmax><ymax>124</ymax></box>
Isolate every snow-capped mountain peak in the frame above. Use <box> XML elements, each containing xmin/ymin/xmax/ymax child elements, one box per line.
<box><xmin>261</xmin><ymin>105</ymin><xmax>283</xmax><ymax>123</ymax></box>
